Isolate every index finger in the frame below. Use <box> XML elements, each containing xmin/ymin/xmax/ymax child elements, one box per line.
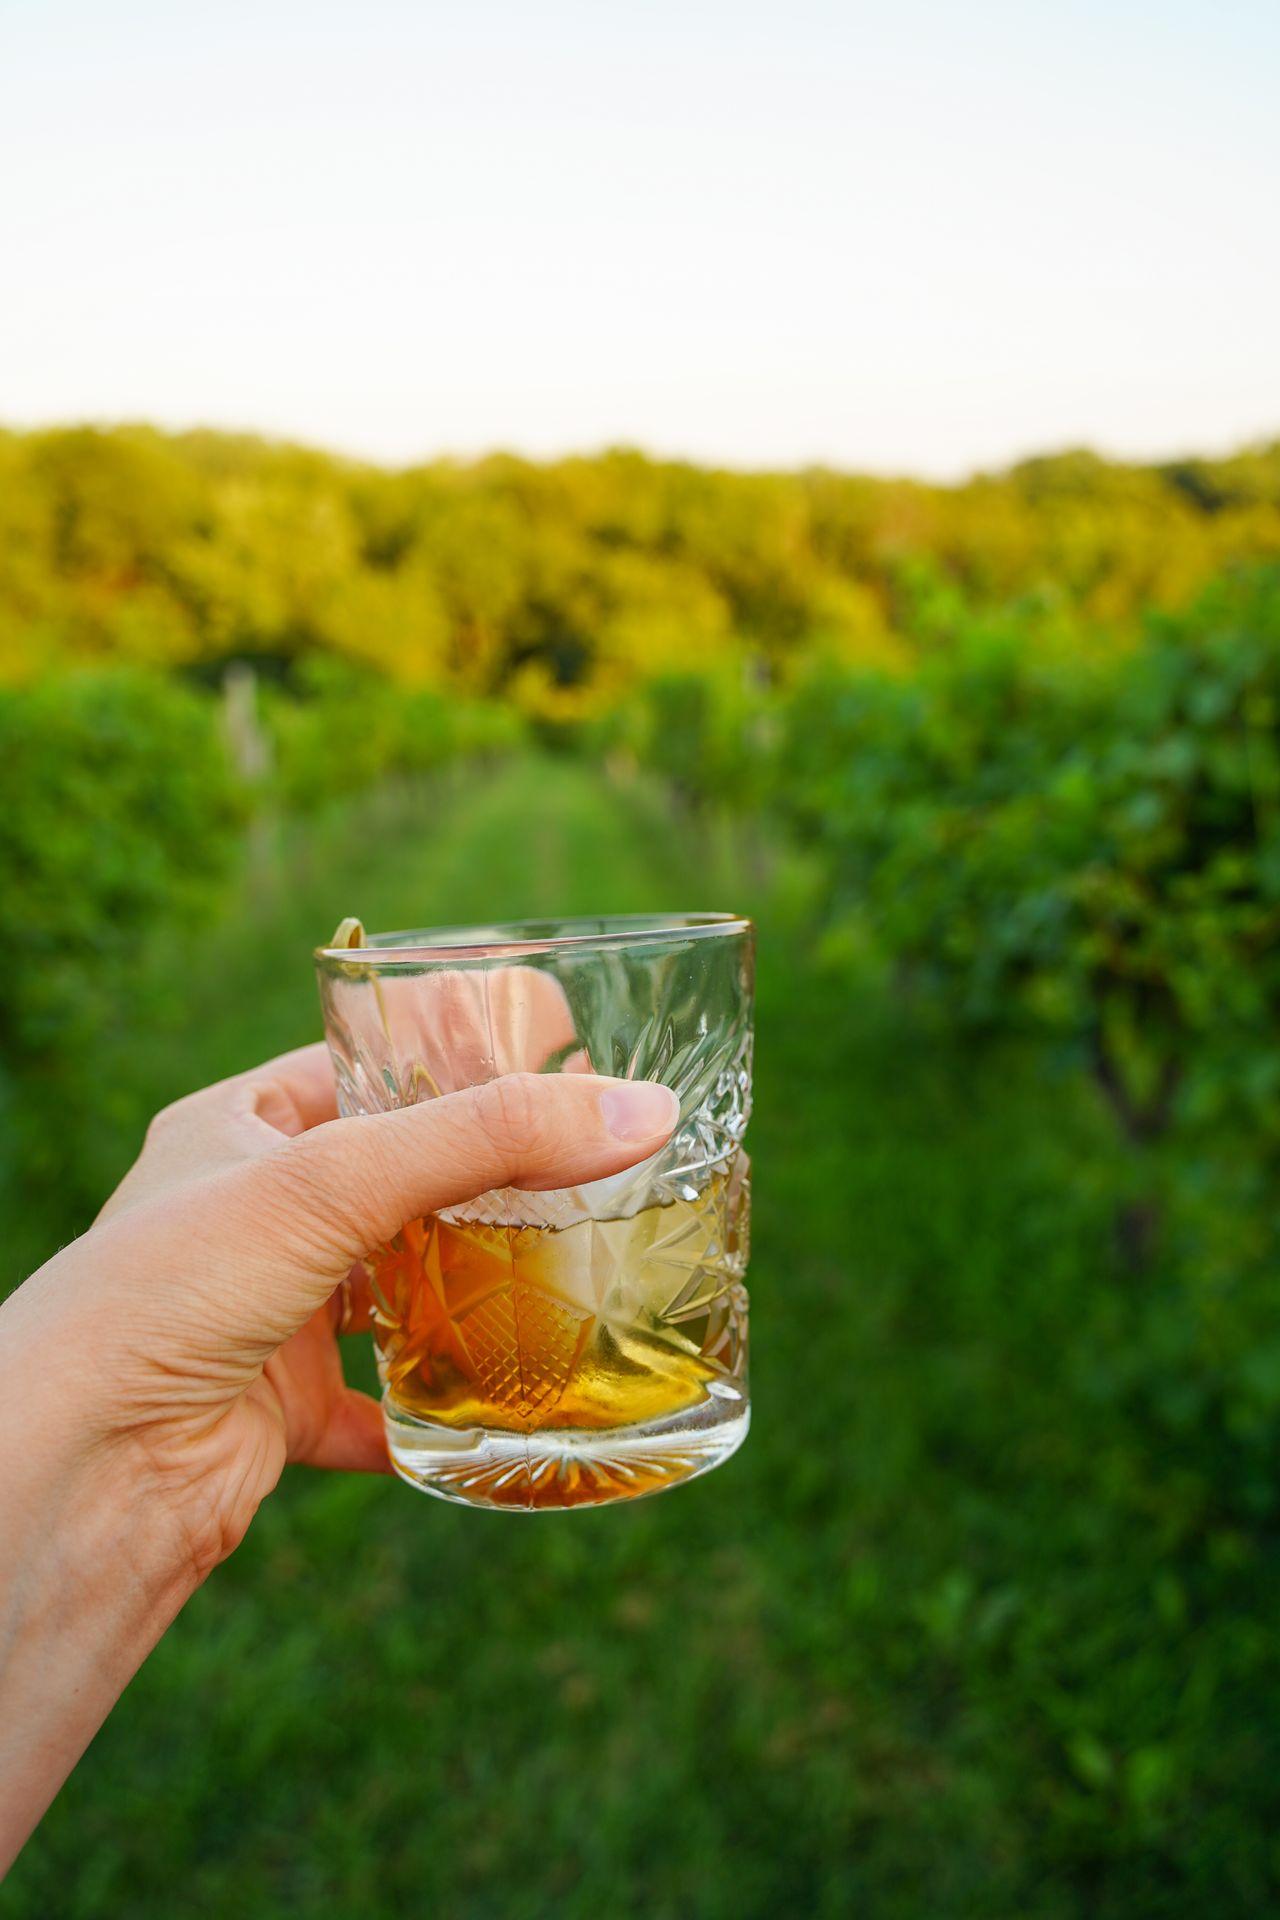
<box><xmin>96</xmin><ymin>1043</ymin><xmax>340</xmax><ymax>1226</ymax></box>
<box><xmin>237</xmin><ymin>1042</ymin><xmax>340</xmax><ymax>1137</ymax></box>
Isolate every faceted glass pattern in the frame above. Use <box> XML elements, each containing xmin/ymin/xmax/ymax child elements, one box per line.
<box><xmin>316</xmin><ymin>915</ymin><xmax>753</xmax><ymax>1512</ymax></box>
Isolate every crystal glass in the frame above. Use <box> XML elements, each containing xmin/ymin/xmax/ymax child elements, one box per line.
<box><xmin>315</xmin><ymin>913</ymin><xmax>753</xmax><ymax>1512</ymax></box>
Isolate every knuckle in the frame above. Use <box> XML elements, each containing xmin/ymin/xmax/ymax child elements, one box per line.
<box><xmin>142</xmin><ymin>1077</ymin><xmax>240</xmax><ymax>1154</ymax></box>
<box><xmin>143</xmin><ymin>1094</ymin><xmax>192</xmax><ymax>1149</ymax></box>
<box><xmin>469</xmin><ymin>1072</ymin><xmax>549</xmax><ymax>1159</ymax></box>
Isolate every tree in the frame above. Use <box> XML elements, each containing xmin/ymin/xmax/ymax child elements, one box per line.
<box><xmin>776</xmin><ymin>566</ymin><xmax>1280</xmax><ymax>1262</ymax></box>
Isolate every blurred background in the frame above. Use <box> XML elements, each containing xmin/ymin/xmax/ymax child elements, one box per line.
<box><xmin>3</xmin><ymin>1</ymin><xmax>1280</xmax><ymax>1914</ymax></box>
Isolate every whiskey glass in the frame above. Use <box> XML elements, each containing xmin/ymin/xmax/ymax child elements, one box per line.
<box><xmin>316</xmin><ymin>913</ymin><xmax>753</xmax><ymax>1512</ymax></box>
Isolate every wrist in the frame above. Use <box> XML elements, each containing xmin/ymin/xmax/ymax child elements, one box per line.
<box><xmin>0</xmin><ymin>1291</ymin><xmax>199</xmax><ymax>1874</ymax></box>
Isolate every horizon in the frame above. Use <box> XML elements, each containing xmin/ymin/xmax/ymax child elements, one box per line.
<box><xmin>7</xmin><ymin>415</ymin><xmax>1279</xmax><ymax>489</ymax></box>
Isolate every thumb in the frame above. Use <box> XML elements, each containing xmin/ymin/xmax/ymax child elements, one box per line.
<box><xmin>229</xmin><ymin>1071</ymin><xmax>679</xmax><ymax>1335</ymax></box>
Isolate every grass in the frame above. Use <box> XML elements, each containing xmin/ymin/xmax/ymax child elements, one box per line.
<box><xmin>5</xmin><ymin>758</ymin><xmax>1280</xmax><ymax>1917</ymax></box>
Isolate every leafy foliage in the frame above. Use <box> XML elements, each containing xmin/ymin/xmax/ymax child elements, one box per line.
<box><xmin>775</xmin><ymin>565</ymin><xmax>1280</xmax><ymax>1155</ymax></box>
<box><xmin>585</xmin><ymin>664</ymin><xmax>776</xmax><ymax>813</ymax></box>
<box><xmin>4</xmin><ymin>425</ymin><xmax>1280</xmax><ymax>704</ymax></box>
<box><xmin>261</xmin><ymin>657</ymin><xmax>525</xmax><ymax>811</ymax></box>
<box><xmin>0</xmin><ymin>671</ymin><xmax>244</xmax><ymax>1211</ymax></box>
<box><xmin>0</xmin><ymin>663</ymin><xmax>530</xmax><ymax>1224</ymax></box>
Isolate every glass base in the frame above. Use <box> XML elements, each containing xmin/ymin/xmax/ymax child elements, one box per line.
<box><xmin>383</xmin><ymin>1393</ymin><xmax>750</xmax><ymax>1513</ymax></box>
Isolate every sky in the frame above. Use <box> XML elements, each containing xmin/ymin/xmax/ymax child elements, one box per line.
<box><xmin>2</xmin><ymin>0</ymin><xmax>1278</xmax><ymax>478</ymax></box>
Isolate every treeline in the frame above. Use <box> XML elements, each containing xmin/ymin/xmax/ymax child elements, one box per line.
<box><xmin>4</xmin><ymin>424</ymin><xmax>1280</xmax><ymax>705</ymax></box>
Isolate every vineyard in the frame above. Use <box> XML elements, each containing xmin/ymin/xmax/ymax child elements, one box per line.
<box><xmin>3</xmin><ymin>428</ymin><xmax>1280</xmax><ymax>1913</ymax></box>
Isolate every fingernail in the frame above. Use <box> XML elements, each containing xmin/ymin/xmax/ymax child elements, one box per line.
<box><xmin>599</xmin><ymin>1081</ymin><xmax>680</xmax><ymax>1142</ymax></box>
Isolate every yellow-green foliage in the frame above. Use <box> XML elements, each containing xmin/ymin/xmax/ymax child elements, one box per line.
<box><xmin>4</xmin><ymin>426</ymin><xmax>1280</xmax><ymax>703</ymax></box>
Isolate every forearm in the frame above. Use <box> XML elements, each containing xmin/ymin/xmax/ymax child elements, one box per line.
<box><xmin>0</xmin><ymin>1047</ymin><xmax>668</xmax><ymax>1874</ymax></box>
<box><xmin>0</xmin><ymin>1305</ymin><xmax>197</xmax><ymax>1875</ymax></box>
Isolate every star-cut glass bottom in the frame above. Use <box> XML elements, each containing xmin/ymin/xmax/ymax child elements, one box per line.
<box><xmin>368</xmin><ymin>1156</ymin><xmax>750</xmax><ymax>1510</ymax></box>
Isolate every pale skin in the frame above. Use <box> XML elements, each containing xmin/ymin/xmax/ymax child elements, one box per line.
<box><xmin>0</xmin><ymin>1045</ymin><xmax>678</xmax><ymax>1875</ymax></box>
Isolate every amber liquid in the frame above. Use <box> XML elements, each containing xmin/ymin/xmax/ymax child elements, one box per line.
<box><xmin>369</xmin><ymin>1162</ymin><xmax>748</xmax><ymax>1507</ymax></box>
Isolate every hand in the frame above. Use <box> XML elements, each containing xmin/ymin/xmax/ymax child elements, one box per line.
<box><xmin>0</xmin><ymin>1045</ymin><xmax>678</xmax><ymax>1872</ymax></box>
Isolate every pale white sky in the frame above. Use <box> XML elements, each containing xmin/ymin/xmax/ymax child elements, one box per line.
<box><xmin>2</xmin><ymin>0</ymin><xmax>1277</xmax><ymax>477</ymax></box>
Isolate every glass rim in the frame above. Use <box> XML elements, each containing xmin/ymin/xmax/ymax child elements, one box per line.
<box><xmin>315</xmin><ymin>910</ymin><xmax>752</xmax><ymax>967</ymax></box>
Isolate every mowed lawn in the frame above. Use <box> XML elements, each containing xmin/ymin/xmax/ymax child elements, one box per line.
<box><xmin>6</xmin><ymin>761</ymin><xmax>1276</xmax><ymax>1918</ymax></box>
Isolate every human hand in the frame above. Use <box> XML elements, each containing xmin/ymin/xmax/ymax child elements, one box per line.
<box><xmin>0</xmin><ymin>1045</ymin><xmax>677</xmax><ymax>1870</ymax></box>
